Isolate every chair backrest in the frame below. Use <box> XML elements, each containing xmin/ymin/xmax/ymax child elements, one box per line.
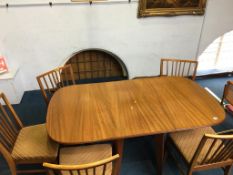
<box><xmin>0</xmin><ymin>92</ymin><xmax>23</xmax><ymax>153</ymax></box>
<box><xmin>0</xmin><ymin>142</ymin><xmax>17</xmax><ymax>175</ymax></box>
<box><xmin>37</xmin><ymin>64</ymin><xmax>75</xmax><ymax>105</ymax></box>
<box><xmin>43</xmin><ymin>154</ymin><xmax>119</xmax><ymax>175</ymax></box>
<box><xmin>160</xmin><ymin>58</ymin><xmax>198</xmax><ymax>80</ymax></box>
<box><xmin>221</xmin><ymin>81</ymin><xmax>233</xmax><ymax>105</ymax></box>
<box><xmin>190</xmin><ymin>130</ymin><xmax>233</xmax><ymax>169</ymax></box>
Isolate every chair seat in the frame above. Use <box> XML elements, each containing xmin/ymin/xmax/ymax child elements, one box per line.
<box><xmin>169</xmin><ymin>127</ymin><xmax>217</xmax><ymax>164</ymax></box>
<box><xmin>12</xmin><ymin>124</ymin><xmax>59</xmax><ymax>164</ymax></box>
<box><xmin>60</xmin><ymin>144</ymin><xmax>112</xmax><ymax>175</ymax></box>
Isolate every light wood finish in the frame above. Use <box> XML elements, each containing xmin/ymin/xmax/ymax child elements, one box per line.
<box><xmin>0</xmin><ymin>143</ymin><xmax>16</xmax><ymax>175</ymax></box>
<box><xmin>36</xmin><ymin>64</ymin><xmax>75</xmax><ymax>105</ymax></box>
<box><xmin>46</xmin><ymin>77</ymin><xmax>225</xmax><ymax>175</ymax></box>
<box><xmin>221</xmin><ymin>81</ymin><xmax>233</xmax><ymax>106</ymax></box>
<box><xmin>160</xmin><ymin>58</ymin><xmax>198</xmax><ymax>80</ymax></box>
<box><xmin>0</xmin><ymin>92</ymin><xmax>59</xmax><ymax>174</ymax></box>
<box><xmin>65</xmin><ymin>49</ymin><xmax>127</xmax><ymax>82</ymax></box>
<box><xmin>46</xmin><ymin>77</ymin><xmax>224</xmax><ymax>144</ymax></box>
<box><xmin>168</xmin><ymin>127</ymin><xmax>233</xmax><ymax>175</ymax></box>
<box><xmin>43</xmin><ymin>154</ymin><xmax>119</xmax><ymax>175</ymax></box>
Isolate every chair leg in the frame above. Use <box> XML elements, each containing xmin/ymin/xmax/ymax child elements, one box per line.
<box><xmin>224</xmin><ymin>165</ymin><xmax>232</xmax><ymax>175</ymax></box>
<box><xmin>154</xmin><ymin>133</ymin><xmax>166</xmax><ymax>175</ymax></box>
<box><xmin>187</xmin><ymin>170</ymin><xmax>192</xmax><ymax>175</ymax></box>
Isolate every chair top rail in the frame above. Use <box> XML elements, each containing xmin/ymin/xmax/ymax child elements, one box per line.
<box><xmin>37</xmin><ymin>64</ymin><xmax>73</xmax><ymax>78</ymax></box>
<box><xmin>205</xmin><ymin>133</ymin><xmax>233</xmax><ymax>140</ymax></box>
<box><xmin>161</xmin><ymin>58</ymin><xmax>198</xmax><ymax>63</ymax></box>
<box><xmin>43</xmin><ymin>154</ymin><xmax>119</xmax><ymax>170</ymax></box>
<box><xmin>0</xmin><ymin>92</ymin><xmax>23</xmax><ymax>128</ymax></box>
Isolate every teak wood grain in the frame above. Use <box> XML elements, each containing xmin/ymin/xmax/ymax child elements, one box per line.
<box><xmin>46</xmin><ymin>77</ymin><xmax>225</xmax><ymax>144</ymax></box>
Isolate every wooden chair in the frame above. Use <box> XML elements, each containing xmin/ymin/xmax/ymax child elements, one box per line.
<box><xmin>43</xmin><ymin>144</ymin><xmax>119</xmax><ymax>175</ymax></box>
<box><xmin>0</xmin><ymin>92</ymin><xmax>59</xmax><ymax>174</ymax></box>
<box><xmin>160</xmin><ymin>58</ymin><xmax>198</xmax><ymax>80</ymax></box>
<box><xmin>167</xmin><ymin>127</ymin><xmax>233</xmax><ymax>175</ymax></box>
<box><xmin>36</xmin><ymin>64</ymin><xmax>75</xmax><ymax>105</ymax></box>
<box><xmin>221</xmin><ymin>81</ymin><xmax>233</xmax><ymax>115</ymax></box>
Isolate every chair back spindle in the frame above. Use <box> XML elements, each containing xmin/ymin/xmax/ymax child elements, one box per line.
<box><xmin>160</xmin><ymin>58</ymin><xmax>198</xmax><ymax>80</ymax></box>
<box><xmin>37</xmin><ymin>64</ymin><xmax>75</xmax><ymax>105</ymax></box>
<box><xmin>0</xmin><ymin>93</ymin><xmax>23</xmax><ymax>153</ymax></box>
<box><xmin>190</xmin><ymin>131</ymin><xmax>233</xmax><ymax>170</ymax></box>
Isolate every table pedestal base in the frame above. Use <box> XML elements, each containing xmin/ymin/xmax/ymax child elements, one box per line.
<box><xmin>155</xmin><ymin>134</ymin><xmax>166</xmax><ymax>175</ymax></box>
<box><xmin>113</xmin><ymin>139</ymin><xmax>124</xmax><ymax>175</ymax></box>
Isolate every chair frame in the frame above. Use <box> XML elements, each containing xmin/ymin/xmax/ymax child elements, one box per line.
<box><xmin>167</xmin><ymin>129</ymin><xmax>233</xmax><ymax>175</ymax></box>
<box><xmin>160</xmin><ymin>58</ymin><xmax>198</xmax><ymax>80</ymax></box>
<box><xmin>132</xmin><ymin>76</ymin><xmax>159</xmax><ymax>79</ymax></box>
<box><xmin>0</xmin><ymin>92</ymin><xmax>23</xmax><ymax>175</ymax></box>
<box><xmin>0</xmin><ymin>92</ymin><xmax>57</xmax><ymax>174</ymax></box>
<box><xmin>221</xmin><ymin>81</ymin><xmax>233</xmax><ymax>106</ymax></box>
<box><xmin>43</xmin><ymin>154</ymin><xmax>119</xmax><ymax>175</ymax></box>
<box><xmin>36</xmin><ymin>64</ymin><xmax>75</xmax><ymax>105</ymax></box>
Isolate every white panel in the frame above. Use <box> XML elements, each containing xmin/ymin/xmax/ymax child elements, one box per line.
<box><xmin>198</xmin><ymin>0</ymin><xmax>233</xmax><ymax>55</ymax></box>
<box><xmin>0</xmin><ymin>69</ymin><xmax>24</xmax><ymax>104</ymax></box>
<box><xmin>3</xmin><ymin>0</ymin><xmax>233</xmax><ymax>95</ymax></box>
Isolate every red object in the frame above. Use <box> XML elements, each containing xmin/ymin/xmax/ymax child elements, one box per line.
<box><xmin>225</xmin><ymin>104</ymin><xmax>233</xmax><ymax>115</ymax></box>
<box><xmin>0</xmin><ymin>56</ymin><xmax>8</xmax><ymax>73</ymax></box>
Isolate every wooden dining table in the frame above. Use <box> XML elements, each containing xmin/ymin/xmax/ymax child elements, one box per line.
<box><xmin>46</xmin><ymin>77</ymin><xmax>225</xmax><ymax>175</ymax></box>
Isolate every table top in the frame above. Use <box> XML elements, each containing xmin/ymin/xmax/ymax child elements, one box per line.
<box><xmin>46</xmin><ymin>77</ymin><xmax>225</xmax><ymax>144</ymax></box>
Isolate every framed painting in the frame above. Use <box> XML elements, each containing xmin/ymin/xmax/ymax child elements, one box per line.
<box><xmin>138</xmin><ymin>0</ymin><xmax>207</xmax><ymax>17</ymax></box>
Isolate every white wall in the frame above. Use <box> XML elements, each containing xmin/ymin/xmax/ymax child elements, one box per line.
<box><xmin>0</xmin><ymin>0</ymin><xmax>233</xmax><ymax>96</ymax></box>
<box><xmin>198</xmin><ymin>0</ymin><xmax>233</xmax><ymax>55</ymax></box>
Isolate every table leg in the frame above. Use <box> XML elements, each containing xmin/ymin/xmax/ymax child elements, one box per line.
<box><xmin>154</xmin><ymin>134</ymin><xmax>166</xmax><ymax>175</ymax></box>
<box><xmin>113</xmin><ymin>139</ymin><xmax>124</xmax><ymax>175</ymax></box>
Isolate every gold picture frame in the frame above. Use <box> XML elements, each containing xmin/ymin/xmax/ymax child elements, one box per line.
<box><xmin>138</xmin><ymin>0</ymin><xmax>207</xmax><ymax>17</ymax></box>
